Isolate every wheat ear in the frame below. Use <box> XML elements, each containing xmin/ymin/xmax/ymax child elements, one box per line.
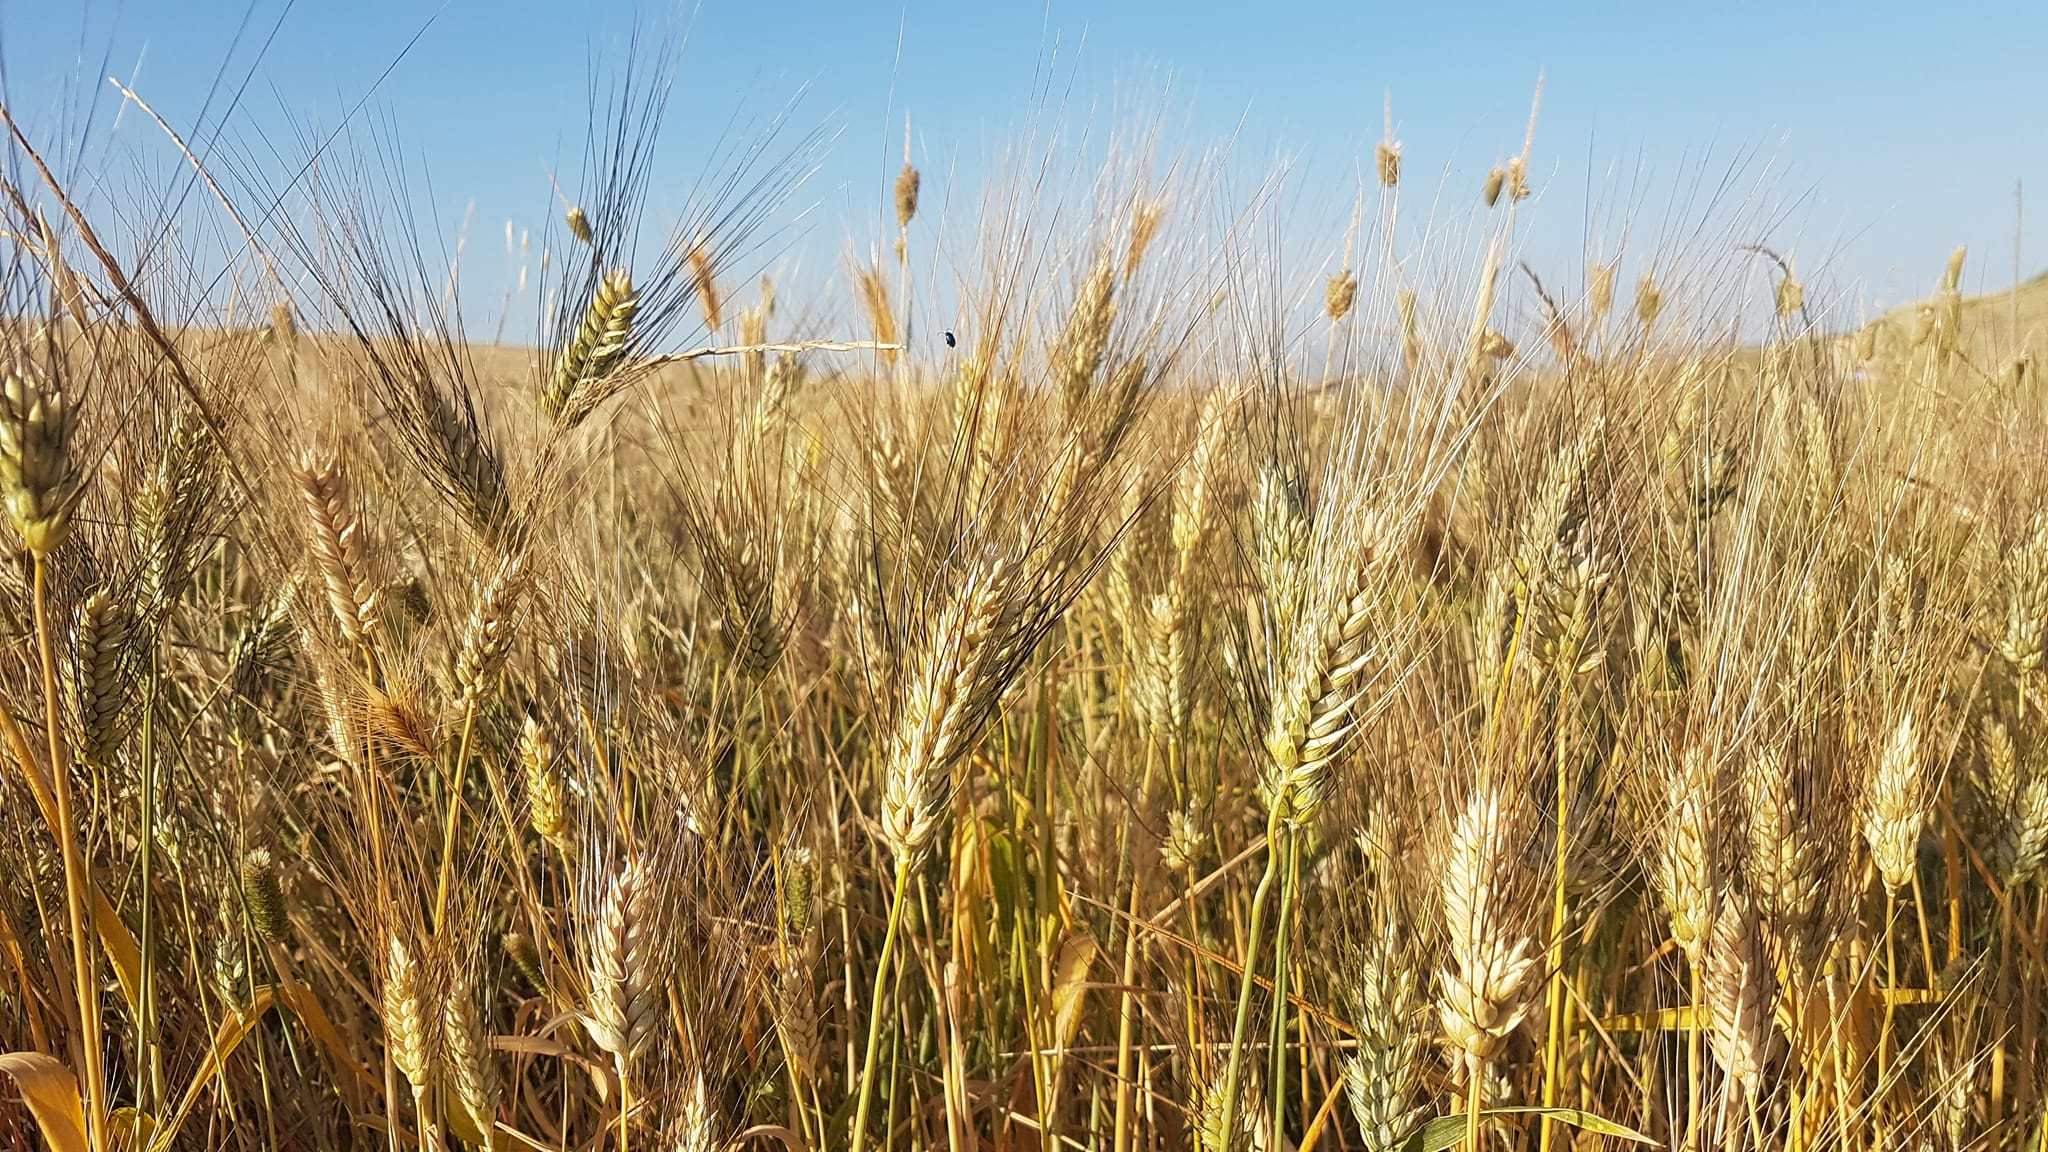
<box><xmin>1438</xmin><ymin>781</ymin><xmax>1539</xmax><ymax>1083</ymax></box>
<box><xmin>442</xmin><ymin>964</ymin><xmax>500</xmax><ymax>1149</ymax></box>
<box><xmin>294</xmin><ymin>450</ymin><xmax>382</xmax><ymax>648</ymax></box>
<box><xmin>1706</xmin><ymin>891</ymin><xmax>1776</xmax><ymax>1101</ymax></box>
<box><xmin>878</xmin><ymin>559</ymin><xmax>1009</xmax><ymax>865</ymax></box>
<box><xmin>1342</xmin><ymin>922</ymin><xmax>1426</xmax><ymax>1152</ymax></box>
<box><xmin>521</xmin><ymin>716</ymin><xmax>572</xmax><ymax>857</ymax></box>
<box><xmin>546</xmin><ymin>268</ymin><xmax>639</xmax><ymax>425</ymax></box>
<box><xmin>583</xmin><ymin>859</ymin><xmax>665</xmax><ymax>1066</ymax></box>
<box><xmin>1863</xmin><ymin>711</ymin><xmax>1926</xmax><ymax>893</ymax></box>
<box><xmin>1657</xmin><ymin>749</ymin><xmax>1720</xmax><ymax>964</ymax></box>
<box><xmin>0</xmin><ymin>365</ymin><xmax>85</xmax><ymax>553</ymax></box>
<box><xmin>72</xmin><ymin>590</ymin><xmax>133</xmax><ymax>766</ymax></box>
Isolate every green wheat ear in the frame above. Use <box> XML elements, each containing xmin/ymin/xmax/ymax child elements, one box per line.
<box><xmin>545</xmin><ymin>267</ymin><xmax>639</xmax><ymax>423</ymax></box>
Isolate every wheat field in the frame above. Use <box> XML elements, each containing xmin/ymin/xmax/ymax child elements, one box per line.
<box><xmin>0</xmin><ymin>55</ymin><xmax>2041</xmax><ymax>1152</ymax></box>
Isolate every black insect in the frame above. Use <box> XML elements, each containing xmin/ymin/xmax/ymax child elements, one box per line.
<box><xmin>943</xmin><ymin>330</ymin><xmax>956</xmax><ymax>348</ymax></box>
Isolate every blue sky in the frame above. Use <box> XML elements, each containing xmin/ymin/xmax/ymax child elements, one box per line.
<box><xmin>3</xmin><ymin>0</ymin><xmax>2043</xmax><ymax>334</ymax></box>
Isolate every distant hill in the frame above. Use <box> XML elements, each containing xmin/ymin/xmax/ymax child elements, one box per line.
<box><xmin>1857</xmin><ymin>268</ymin><xmax>2048</xmax><ymax>364</ymax></box>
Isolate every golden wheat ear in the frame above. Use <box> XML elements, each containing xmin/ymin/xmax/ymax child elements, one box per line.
<box><xmin>581</xmin><ymin>858</ymin><xmax>667</xmax><ymax>1069</ymax></box>
<box><xmin>1705</xmin><ymin>890</ymin><xmax>1776</xmax><ymax>1100</ymax></box>
<box><xmin>546</xmin><ymin>268</ymin><xmax>641</xmax><ymax>426</ymax></box>
<box><xmin>1436</xmin><ymin>780</ymin><xmax>1540</xmax><ymax>1085</ymax></box>
<box><xmin>293</xmin><ymin>450</ymin><xmax>382</xmax><ymax>649</ymax></box>
<box><xmin>383</xmin><ymin>930</ymin><xmax>442</xmax><ymax>1099</ymax></box>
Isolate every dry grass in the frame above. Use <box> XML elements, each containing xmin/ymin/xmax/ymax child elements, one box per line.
<box><xmin>0</xmin><ymin>58</ymin><xmax>2039</xmax><ymax>1152</ymax></box>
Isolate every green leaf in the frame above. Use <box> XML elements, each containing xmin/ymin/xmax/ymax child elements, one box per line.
<box><xmin>986</xmin><ymin>827</ymin><xmax>1023</xmax><ymax>938</ymax></box>
<box><xmin>1507</xmin><ymin>1107</ymin><xmax>1658</xmax><ymax>1144</ymax></box>
<box><xmin>1403</xmin><ymin>1114</ymin><xmax>1472</xmax><ymax>1152</ymax></box>
<box><xmin>1402</xmin><ymin>1107</ymin><xmax>1657</xmax><ymax>1152</ymax></box>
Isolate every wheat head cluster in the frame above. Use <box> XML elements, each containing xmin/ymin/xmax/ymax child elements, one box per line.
<box><xmin>0</xmin><ymin>59</ymin><xmax>2039</xmax><ymax>1152</ymax></box>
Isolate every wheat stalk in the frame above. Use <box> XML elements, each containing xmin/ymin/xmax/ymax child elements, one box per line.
<box><xmin>0</xmin><ymin>359</ymin><xmax>104</xmax><ymax>1143</ymax></box>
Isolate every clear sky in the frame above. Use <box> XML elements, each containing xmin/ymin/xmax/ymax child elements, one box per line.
<box><xmin>2</xmin><ymin>0</ymin><xmax>2042</xmax><ymax>333</ymax></box>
